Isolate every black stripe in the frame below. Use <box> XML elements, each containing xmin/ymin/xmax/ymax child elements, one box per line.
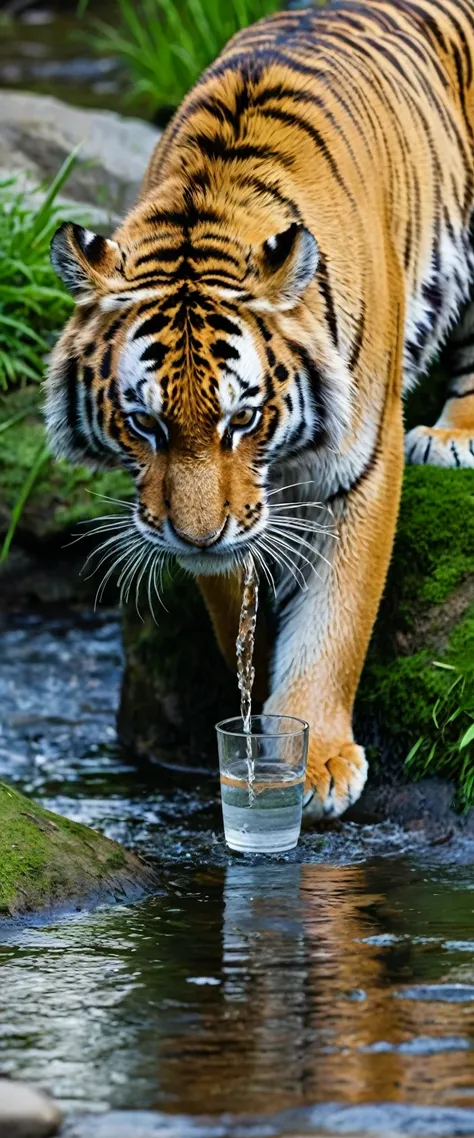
<box><xmin>188</xmin><ymin>246</ymin><xmax>241</xmax><ymax>268</ymax></box>
<box><xmin>207</xmin><ymin>313</ymin><xmax>242</xmax><ymax>336</ymax></box>
<box><xmin>258</xmin><ymin>105</ymin><xmax>355</xmax><ymax>203</ymax></box>
<box><xmin>100</xmin><ymin>346</ymin><xmax>112</xmax><ymax>380</ymax></box>
<box><xmin>193</xmin><ymin>132</ymin><xmax>295</xmax><ymax>171</ymax></box>
<box><xmin>133</xmin><ymin>312</ymin><xmax>168</xmax><ymax>340</ymax></box>
<box><xmin>144</xmin><ymin>207</ymin><xmax>221</xmax><ymax>227</ymax></box>
<box><xmin>235</xmin><ymin>173</ymin><xmax>301</xmax><ymax>220</ymax></box>
<box><xmin>451</xmin><ymin>363</ymin><xmax>474</xmax><ymax>380</ymax></box>
<box><xmin>289</xmin><ymin>344</ymin><xmax>326</xmax><ymax>442</ymax></box>
<box><xmin>317</xmin><ymin>252</ymin><xmax>339</xmax><ymax>348</ymax></box>
<box><xmin>211</xmin><ymin>340</ymin><xmax>240</xmax><ymax>362</ymax></box>
<box><xmin>449</xmin><ymin>387</ymin><xmax>474</xmax><ymax>398</ymax></box>
<box><xmin>253</xmin><ymin>313</ymin><xmax>273</xmax><ymax>343</ymax></box>
<box><xmin>66</xmin><ymin>357</ymin><xmax>78</xmax><ymax>432</ymax></box>
<box><xmin>423</xmin><ymin>437</ymin><xmax>432</xmax><ymax>464</ymax></box>
<box><xmin>451</xmin><ymin>441</ymin><xmax>461</xmax><ymax>467</ymax></box>
<box><xmin>140</xmin><ymin>342</ymin><xmax>168</xmax><ymax>369</ymax></box>
<box><xmin>349</xmin><ymin>304</ymin><xmax>365</xmax><ymax>372</ymax></box>
<box><xmin>103</xmin><ymin>316</ymin><xmax>125</xmax><ymax>343</ymax></box>
<box><xmin>253</xmin><ymin>78</ymin><xmax>366</xmax><ymax>168</ymax></box>
<box><xmin>135</xmin><ymin>248</ymin><xmax>185</xmax><ymax>268</ymax></box>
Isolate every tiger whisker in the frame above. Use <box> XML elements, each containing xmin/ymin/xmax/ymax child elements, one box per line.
<box><xmin>252</xmin><ymin>544</ymin><xmax>276</xmax><ymax>596</ymax></box>
<box><xmin>67</xmin><ymin>520</ymin><xmax>132</xmax><ymax>547</ymax></box>
<box><xmin>268</xmin><ymin>524</ymin><xmax>331</xmax><ymax>573</ymax></box>
<box><xmin>89</xmin><ymin>536</ymin><xmax>141</xmax><ymax>588</ymax></box>
<box><xmin>269</xmin><ymin>501</ymin><xmax>326</xmax><ymax>510</ymax></box>
<box><xmin>119</xmin><ymin>544</ymin><xmax>148</xmax><ymax>603</ymax></box>
<box><xmin>266</xmin><ymin>480</ymin><xmax>315</xmax><ymax>497</ymax></box>
<box><xmin>94</xmin><ymin>542</ymin><xmax>142</xmax><ymax>608</ymax></box>
<box><xmin>75</xmin><ymin>512</ymin><xmax>133</xmax><ymax>526</ymax></box>
<box><xmin>129</xmin><ymin>546</ymin><xmax>155</xmax><ymax>614</ymax></box>
<box><xmin>153</xmin><ymin>553</ymin><xmax>169</xmax><ymax>613</ymax></box>
<box><xmin>85</xmin><ymin>490</ymin><xmax>135</xmax><ymax>510</ymax></box>
<box><xmin>81</xmin><ymin>530</ymin><xmax>137</xmax><ymax>576</ymax></box>
<box><xmin>147</xmin><ymin>552</ymin><xmax>160</xmax><ymax>625</ymax></box>
<box><xmin>265</xmin><ymin>529</ymin><xmax>323</xmax><ymax>582</ymax></box>
<box><xmin>268</xmin><ymin>516</ymin><xmax>338</xmax><ymax>536</ymax></box>
<box><xmin>257</xmin><ymin>535</ymin><xmax>307</xmax><ymax>592</ymax></box>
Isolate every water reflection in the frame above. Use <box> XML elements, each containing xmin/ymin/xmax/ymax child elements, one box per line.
<box><xmin>2</xmin><ymin>610</ymin><xmax>474</xmax><ymax>1121</ymax></box>
<box><xmin>3</xmin><ymin>861</ymin><xmax>474</xmax><ymax>1115</ymax></box>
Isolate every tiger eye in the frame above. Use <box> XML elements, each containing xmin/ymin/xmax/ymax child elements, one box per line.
<box><xmin>132</xmin><ymin>412</ymin><xmax>157</xmax><ymax>432</ymax></box>
<box><xmin>230</xmin><ymin>408</ymin><xmax>255</xmax><ymax>428</ymax></box>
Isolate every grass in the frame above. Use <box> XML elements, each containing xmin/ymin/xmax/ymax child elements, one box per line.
<box><xmin>0</xmin><ymin>155</ymin><xmax>88</xmax><ymax>560</ymax></box>
<box><xmin>0</xmin><ymin>154</ymin><xmax>76</xmax><ymax>392</ymax></box>
<box><xmin>405</xmin><ymin>660</ymin><xmax>474</xmax><ymax>811</ymax></box>
<box><xmin>81</xmin><ymin>0</ymin><xmax>283</xmax><ymax>117</ymax></box>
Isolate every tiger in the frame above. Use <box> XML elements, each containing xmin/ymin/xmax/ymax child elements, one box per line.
<box><xmin>45</xmin><ymin>0</ymin><xmax>474</xmax><ymax>818</ymax></box>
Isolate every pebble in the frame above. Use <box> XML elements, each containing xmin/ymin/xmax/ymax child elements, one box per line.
<box><xmin>0</xmin><ymin>1079</ymin><xmax>62</xmax><ymax>1138</ymax></box>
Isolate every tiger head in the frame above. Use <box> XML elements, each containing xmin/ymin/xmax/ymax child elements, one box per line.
<box><xmin>45</xmin><ymin>198</ymin><xmax>352</xmax><ymax>578</ymax></box>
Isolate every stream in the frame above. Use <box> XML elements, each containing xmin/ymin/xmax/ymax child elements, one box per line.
<box><xmin>2</xmin><ymin>608</ymin><xmax>474</xmax><ymax>1136</ymax></box>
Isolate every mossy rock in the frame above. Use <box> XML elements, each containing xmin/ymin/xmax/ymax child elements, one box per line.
<box><xmin>0</xmin><ymin>781</ymin><xmax>158</xmax><ymax>919</ymax></box>
<box><xmin>119</xmin><ymin>467</ymin><xmax>474</xmax><ymax>805</ymax></box>
<box><xmin>356</xmin><ymin>468</ymin><xmax>474</xmax><ymax>802</ymax></box>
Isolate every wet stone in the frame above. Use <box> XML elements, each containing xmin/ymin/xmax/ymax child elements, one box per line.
<box><xmin>395</xmin><ymin>984</ymin><xmax>474</xmax><ymax>1002</ymax></box>
<box><xmin>0</xmin><ymin>1078</ymin><xmax>61</xmax><ymax>1137</ymax></box>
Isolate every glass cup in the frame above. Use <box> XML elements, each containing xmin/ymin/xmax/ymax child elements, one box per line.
<box><xmin>215</xmin><ymin>715</ymin><xmax>309</xmax><ymax>854</ymax></box>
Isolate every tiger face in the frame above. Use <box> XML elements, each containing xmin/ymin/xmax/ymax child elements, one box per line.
<box><xmin>46</xmin><ymin>207</ymin><xmax>352</xmax><ymax>577</ymax></box>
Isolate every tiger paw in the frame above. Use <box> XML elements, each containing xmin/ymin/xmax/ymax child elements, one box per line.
<box><xmin>405</xmin><ymin>426</ymin><xmax>474</xmax><ymax>468</ymax></box>
<box><xmin>303</xmin><ymin>741</ymin><xmax>368</xmax><ymax>819</ymax></box>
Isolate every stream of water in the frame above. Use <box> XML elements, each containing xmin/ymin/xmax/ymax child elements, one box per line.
<box><xmin>2</xmin><ymin>607</ymin><xmax>474</xmax><ymax>1136</ymax></box>
<box><xmin>235</xmin><ymin>558</ymin><xmax>259</xmax><ymax>794</ymax></box>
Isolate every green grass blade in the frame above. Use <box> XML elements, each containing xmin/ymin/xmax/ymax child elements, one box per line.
<box><xmin>460</xmin><ymin>724</ymin><xmax>474</xmax><ymax>751</ymax></box>
<box><xmin>31</xmin><ymin>149</ymin><xmax>80</xmax><ymax>245</ymax></box>
<box><xmin>0</xmin><ymin>443</ymin><xmax>50</xmax><ymax>564</ymax></box>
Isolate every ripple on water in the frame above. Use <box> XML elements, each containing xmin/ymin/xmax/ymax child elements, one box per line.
<box><xmin>2</xmin><ymin>608</ymin><xmax>474</xmax><ymax>1130</ymax></box>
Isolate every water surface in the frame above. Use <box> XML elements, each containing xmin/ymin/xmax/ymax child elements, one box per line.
<box><xmin>1</xmin><ymin>608</ymin><xmax>474</xmax><ymax>1134</ymax></box>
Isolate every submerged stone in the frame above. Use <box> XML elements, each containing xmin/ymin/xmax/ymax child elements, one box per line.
<box><xmin>0</xmin><ymin>781</ymin><xmax>158</xmax><ymax>919</ymax></box>
<box><xmin>0</xmin><ymin>1079</ymin><xmax>61</xmax><ymax>1138</ymax></box>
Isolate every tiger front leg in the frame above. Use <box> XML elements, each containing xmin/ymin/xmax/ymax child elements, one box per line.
<box><xmin>265</xmin><ymin>397</ymin><xmax>404</xmax><ymax>819</ymax></box>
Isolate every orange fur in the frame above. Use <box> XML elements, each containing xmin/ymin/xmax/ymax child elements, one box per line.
<box><xmin>46</xmin><ymin>0</ymin><xmax>474</xmax><ymax>816</ymax></box>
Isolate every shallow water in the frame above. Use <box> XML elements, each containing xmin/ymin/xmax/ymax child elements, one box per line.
<box><xmin>2</xmin><ymin>608</ymin><xmax>474</xmax><ymax>1134</ymax></box>
<box><xmin>0</xmin><ymin>2</ymin><xmax>128</xmax><ymax>115</ymax></box>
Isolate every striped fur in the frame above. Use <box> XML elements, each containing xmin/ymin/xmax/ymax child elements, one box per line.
<box><xmin>46</xmin><ymin>0</ymin><xmax>474</xmax><ymax>816</ymax></box>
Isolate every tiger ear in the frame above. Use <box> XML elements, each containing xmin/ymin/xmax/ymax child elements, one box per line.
<box><xmin>255</xmin><ymin>223</ymin><xmax>319</xmax><ymax>312</ymax></box>
<box><xmin>50</xmin><ymin>222</ymin><xmax>122</xmax><ymax>303</ymax></box>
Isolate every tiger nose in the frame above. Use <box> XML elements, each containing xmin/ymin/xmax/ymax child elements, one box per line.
<box><xmin>169</xmin><ymin>518</ymin><xmax>227</xmax><ymax>548</ymax></box>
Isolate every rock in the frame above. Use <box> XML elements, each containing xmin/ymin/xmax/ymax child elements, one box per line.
<box><xmin>0</xmin><ymin>1079</ymin><xmax>61</xmax><ymax>1138</ymax></box>
<box><xmin>0</xmin><ymin>781</ymin><xmax>158</xmax><ymax>919</ymax></box>
<box><xmin>118</xmin><ymin>570</ymin><xmax>238</xmax><ymax>761</ymax></box>
<box><xmin>0</xmin><ymin>90</ymin><xmax>160</xmax><ymax>226</ymax></box>
<box><xmin>118</xmin><ymin>465</ymin><xmax>474</xmax><ymax>822</ymax></box>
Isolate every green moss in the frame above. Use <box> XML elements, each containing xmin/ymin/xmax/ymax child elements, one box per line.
<box><xmin>380</xmin><ymin>467</ymin><xmax>474</xmax><ymax>621</ymax></box>
<box><xmin>357</xmin><ymin>465</ymin><xmax>474</xmax><ymax>804</ymax></box>
<box><xmin>360</xmin><ymin>610</ymin><xmax>473</xmax><ymax>733</ymax></box>
<box><xmin>0</xmin><ymin>781</ymin><xmax>156</xmax><ymax>918</ymax></box>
